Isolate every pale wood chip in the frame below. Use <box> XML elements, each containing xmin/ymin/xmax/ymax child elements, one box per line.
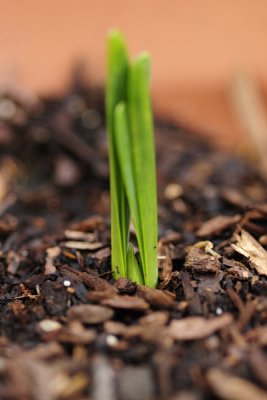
<box><xmin>62</xmin><ymin>241</ymin><xmax>103</xmax><ymax>250</ymax></box>
<box><xmin>168</xmin><ymin>313</ymin><xmax>233</xmax><ymax>340</ymax></box>
<box><xmin>44</xmin><ymin>246</ymin><xmax>61</xmax><ymax>275</ymax></box>
<box><xmin>64</xmin><ymin>229</ymin><xmax>96</xmax><ymax>242</ymax></box>
<box><xmin>232</xmin><ymin>229</ymin><xmax>267</xmax><ymax>276</ymax></box>
<box><xmin>206</xmin><ymin>368</ymin><xmax>267</xmax><ymax>400</ymax></box>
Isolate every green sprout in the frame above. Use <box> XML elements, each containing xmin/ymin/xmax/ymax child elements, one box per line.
<box><xmin>105</xmin><ymin>29</ymin><xmax>158</xmax><ymax>288</ymax></box>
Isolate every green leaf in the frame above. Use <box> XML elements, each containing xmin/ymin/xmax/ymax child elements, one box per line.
<box><xmin>106</xmin><ymin>30</ymin><xmax>158</xmax><ymax>288</ymax></box>
<box><xmin>127</xmin><ymin>244</ymin><xmax>144</xmax><ymax>285</ymax></box>
<box><xmin>114</xmin><ymin>102</ymin><xmax>144</xmax><ymax>285</ymax></box>
<box><xmin>127</xmin><ymin>53</ymin><xmax>158</xmax><ymax>288</ymax></box>
<box><xmin>105</xmin><ymin>29</ymin><xmax>130</xmax><ymax>279</ymax></box>
<box><xmin>114</xmin><ymin>102</ymin><xmax>142</xmax><ymax>241</ymax></box>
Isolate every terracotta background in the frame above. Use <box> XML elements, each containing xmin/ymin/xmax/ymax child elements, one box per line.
<box><xmin>1</xmin><ymin>1</ymin><xmax>267</xmax><ymax>148</ymax></box>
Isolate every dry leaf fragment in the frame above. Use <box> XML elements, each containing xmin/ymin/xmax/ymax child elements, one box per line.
<box><xmin>207</xmin><ymin>368</ymin><xmax>267</xmax><ymax>400</ymax></box>
<box><xmin>168</xmin><ymin>313</ymin><xmax>233</xmax><ymax>341</ymax></box>
<box><xmin>232</xmin><ymin>229</ymin><xmax>267</xmax><ymax>276</ymax></box>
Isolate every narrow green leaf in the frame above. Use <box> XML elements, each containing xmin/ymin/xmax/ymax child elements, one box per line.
<box><xmin>127</xmin><ymin>244</ymin><xmax>144</xmax><ymax>285</ymax></box>
<box><xmin>127</xmin><ymin>53</ymin><xmax>158</xmax><ymax>288</ymax></box>
<box><xmin>114</xmin><ymin>102</ymin><xmax>144</xmax><ymax>285</ymax></box>
<box><xmin>106</xmin><ymin>29</ymin><xmax>130</xmax><ymax>279</ymax></box>
<box><xmin>114</xmin><ymin>102</ymin><xmax>142</xmax><ymax>239</ymax></box>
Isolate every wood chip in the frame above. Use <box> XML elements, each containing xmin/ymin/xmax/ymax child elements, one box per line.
<box><xmin>102</xmin><ymin>295</ymin><xmax>149</xmax><ymax>311</ymax></box>
<box><xmin>196</xmin><ymin>214</ymin><xmax>241</xmax><ymax>237</ymax></box>
<box><xmin>168</xmin><ymin>314</ymin><xmax>233</xmax><ymax>340</ymax></box>
<box><xmin>62</xmin><ymin>241</ymin><xmax>103</xmax><ymax>250</ymax></box>
<box><xmin>248</xmin><ymin>348</ymin><xmax>267</xmax><ymax>388</ymax></box>
<box><xmin>185</xmin><ymin>245</ymin><xmax>221</xmax><ymax>273</ymax></box>
<box><xmin>245</xmin><ymin>326</ymin><xmax>267</xmax><ymax>345</ymax></box>
<box><xmin>104</xmin><ymin>321</ymin><xmax>127</xmax><ymax>336</ymax></box>
<box><xmin>60</xmin><ymin>265</ymin><xmax>117</xmax><ymax>293</ymax></box>
<box><xmin>54</xmin><ymin>321</ymin><xmax>96</xmax><ymax>344</ymax></box>
<box><xmin>223</xmin><ymin>257</ymin><xmax>252</xmax><ymax>280</ymax></box>
<box><xmin>197</xmin><ymin>272</ymin><xmax>224</xmax><ymax>295</ymax></box>
<box><xmin>67</xmin><ymin>304</ymin><xmax>114</xmax><ymax>324</ymax></box>
<box><xmin>64</xmin><ymin>229</ymin><xmax>96</xmax><ymax>242</ymax></box>
<box><xmin>137</xmin><ymin>285</ymin><xmax>175</xmax><ymax>308</ymax></box>
<box><xmin>221</xmin><ymin>188</ymin><xmax>250</xmax><ymax>209</ymax></box>
<box><xmin>70</xmin><ymin>215</ymin><xmax>105</xmax><ymax>232</ymax></box>
<box><xmin>139</xmin><ymin>311</ymin><xmax>168</xmax><ymax>327</ymax></box>
<box><xmin>206</xmin><ymin>368</ymin><xmax>267</xmax><ymax>400</ymax></box>
<box><xmin>114</xmin><ymin>277</ymin><xmax>137</xmax><ymax>294</ymax></box>
<box><xmin>88</xmin><ymin>289</ymin><xmax>118</xmax><ymax>302</ymax></box>
<box><xmin>232</xmin><ymin>229</ymin><xmax>267</xmax><ymax>276</ymax></box>
<box><xmin>44</xmin><ymin>246</ymin><xmax>60</xmax><ymax>275</ymax></box>
<box><xmin>159</xmin><ymin>231</ymin><xmax>181</xmax><ymax>245</ymax></box>
<box><xmin>259</xmin><ymin>234</ymin><xmax>267</xmax><ymax>245</ymax></box>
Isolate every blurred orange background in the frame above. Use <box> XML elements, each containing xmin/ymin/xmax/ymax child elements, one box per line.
<box><xmin>1</xmin><ymin>1</ymin><xmax>267</xmax><ymax>148</ymax></box>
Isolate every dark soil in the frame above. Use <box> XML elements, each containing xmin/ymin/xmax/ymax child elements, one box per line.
<box><xmin>0</xmin><ymin>81</ymin><xmax>267</xmax><ymax>400</ymax></box>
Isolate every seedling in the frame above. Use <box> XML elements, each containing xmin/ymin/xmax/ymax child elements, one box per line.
<box><xmin>106</xmin><ymin>29</ymin><xmax>158</xmax><ymax>288</ymax></box>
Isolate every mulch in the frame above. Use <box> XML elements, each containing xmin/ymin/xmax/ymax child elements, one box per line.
<box><xmin>0</xmin><ymin>81</ymin><xmax>267</xmax><ymax>400</ymax></box>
